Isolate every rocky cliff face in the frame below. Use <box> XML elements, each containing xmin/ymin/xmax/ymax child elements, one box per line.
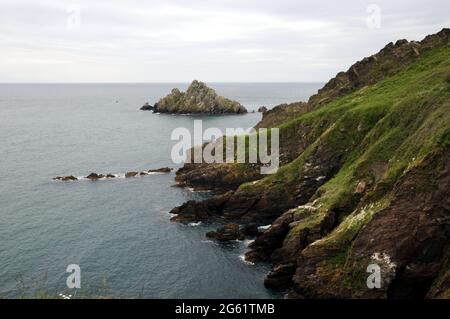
<box><xmin>169</xmin><ymin>29</ymin><xmax>450</xmax><ymax>298</ymax></box>
<box><xmin>153</xmin><ymin>80</ymin><xmax>247</xmax><ymax>114</ymax></box>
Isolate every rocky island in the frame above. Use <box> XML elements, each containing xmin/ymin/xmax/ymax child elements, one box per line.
<box><xmin>147</xmin><ymin>80</ymin><xmax>247</xmax><ymax>114</ymax></box>
<box><xmin>169</xmin><ymin>29</ymin><xmax>450</xmax><ymax>298</ymax></box>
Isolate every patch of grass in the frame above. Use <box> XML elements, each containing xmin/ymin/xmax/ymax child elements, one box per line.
<box><xmin>446</xmin><ymin>70</ymin><xmax>450</xmax><ymax>84</ymax></box>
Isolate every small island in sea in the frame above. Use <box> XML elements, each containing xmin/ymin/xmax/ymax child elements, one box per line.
<box><xmin>140</xmin><ymin>80</ymin><xmax>247</xmax><ymax>114</ymax></box>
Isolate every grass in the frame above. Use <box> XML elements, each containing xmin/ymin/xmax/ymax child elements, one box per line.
<box><xmin>233</xmin><ymin>45</ymin><xmax>450</xmax><ymax>295</ymax></box>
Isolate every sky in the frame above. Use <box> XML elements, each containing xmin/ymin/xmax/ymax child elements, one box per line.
<box><xmin>0</xmin><ymin>0</ymin><xmax>449</xmax><ymax>82</ymax></box>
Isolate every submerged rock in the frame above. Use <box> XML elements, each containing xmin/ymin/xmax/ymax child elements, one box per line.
<box><xmin>153</xmin><ymin>80</ymin><xmax>247</xmax><ymax>114</ymax></box>
<box><xmin>205</xmin><ymin>223</ymin><xmax>259</xmax><ymax>243</ymax></box>
<box><xmin>86</xmin><ymin>173</ymin><xmax>104</xmax><ymax>180</ymax></box>
<box><xmin>53</xmin><ymin>175</ymin><xmax>77</xmax><ymax>181</ymax></box>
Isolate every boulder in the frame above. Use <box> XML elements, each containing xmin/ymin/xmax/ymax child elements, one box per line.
<box><xmin>125</xmin><ymin>171</ymin><xmax>138</xmax><ymax>178</ymax></box>
<box><xmin>206</xmin><ymin>223</ymin><xmax>244</xmax><ymax>242</ymax></box>
<box><xmin>140</xmin><ymin>102</ymin><xmax>154</xmax><ymax>111</ymax></box>
<box><xmin>153</xmin><ymin>80</ymin><xmax>247</xmax><ymax>114</ymax></box>
<box><xmin>86</xmin><ymin>173</ymin><xmax>104</xmax><ymax>180</ymax></box>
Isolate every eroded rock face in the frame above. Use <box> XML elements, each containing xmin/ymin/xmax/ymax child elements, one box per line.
<box><xmin>290</xmin><ymin>147</ymin><xmax>450</xmax><ymax>299</ymax></box>
<box><xmin>167</xmin><ymin>29</ymin><xmax>450</xmax><ymax>299</ymax></box>
<box><xmin>153</xmin><ymin>80</ymin><xmax>247</xmax><ymax>114</ymax></box>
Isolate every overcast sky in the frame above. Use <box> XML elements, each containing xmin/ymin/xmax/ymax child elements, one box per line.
<box><xmin>1</xmin><ymin>0</ymin><xmax>449</xmax><ymax>82</ymax></box>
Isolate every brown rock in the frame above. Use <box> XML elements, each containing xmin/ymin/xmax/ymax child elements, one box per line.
<box><xmin>86</xmin><ymin>173</ymin><xmax>104</xmax><ymax>180</ymax></box>
<box><xmin>140</xmin><ymin>102</ymin><xmax>154</xmax><ymax>111</ymax></box>
<box><xmin>264</xmin><ymin>263</ymin><xmax>297</xmax><ymax>289</ymax></box>
<box><xmin>148</xmin><ymin>167</ymin><xmax>172</xmax><ymax>173</ymax></box>
<box><xmin>125</xmin><ymin>171</ymin><xmax>138</xmax><ymax>178</ymax></box>
<box><xmin>206</xmin><ymin>223</ymin><xmax>244</xmax><ymax>242</ymax></box>
<box><xmin>241</xmin><ymin>224</ymin><xmax>259</xmax><ymax>238</ymax></box>
<box><xmin>53</xmin><ymin>175</ymin><xmax>77</xmax><ymax>181</ymax></box>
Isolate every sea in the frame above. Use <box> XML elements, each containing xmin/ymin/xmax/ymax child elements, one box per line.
<box><xmin>0</xmin><ymin>82</ymin><xmax>322</xmax><ymax>298</ymax></box>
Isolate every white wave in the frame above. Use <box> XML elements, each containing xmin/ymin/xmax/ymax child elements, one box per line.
<box><xmin>239</xmin><ymin>254</ymin><xmax>254</xmax><ymax>266</ymax></box>
<box><xmin>258</xmin><ymin>225</ymin><xmax>271</xmax><ymax>231</ymax></box>
<box><xmin>243</xmin><ymin>239</ymin><xmax>255</xmax><ymax>247</ymax></box>
<box><xmin>188</xmin><ymin>221</ymin><xmax>202</xmax><ymax>227</ymax></box>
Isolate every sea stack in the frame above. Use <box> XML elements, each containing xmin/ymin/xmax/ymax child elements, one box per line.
<box><xmin>153</xmin><ymin>80</ymin><xmax>247</xmax><ymax>114</ymax></box>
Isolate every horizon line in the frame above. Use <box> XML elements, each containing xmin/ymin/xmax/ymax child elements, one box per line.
<box><xmin>0</xmin><ymin>81</ymin><xmax>325</xmax><ymax>85</ymax></box>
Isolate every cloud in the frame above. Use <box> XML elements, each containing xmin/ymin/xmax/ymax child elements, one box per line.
<box><xmin>0</xmin><ymin>0</ymin><xmax>449</xmax><ymax>82</ymax></box>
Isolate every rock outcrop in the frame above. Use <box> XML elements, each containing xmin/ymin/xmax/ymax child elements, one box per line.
<box><xmin>153</xmin><ymin>80</ymin><xmax>247</xmax><ymax>114</ymax></box>
<box><xmin>257</xmin><ymin>106</ymin><xmax>268</xmax><ymax>113</ymax></box>
<box><xmin>140</xmin><ymin>102</ymin><xmax>154</xmax><ymax>111</ymax></box>
<box><xmin>308</xmin><ymin>28</ymin><xmax>450</xmax><ymax>108</ymax></box>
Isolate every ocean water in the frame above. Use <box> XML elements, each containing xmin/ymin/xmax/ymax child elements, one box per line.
<box><xmin>0</xmin><ymin>82</ymin><xmax>322</xmax><ymax>298</ymax></box>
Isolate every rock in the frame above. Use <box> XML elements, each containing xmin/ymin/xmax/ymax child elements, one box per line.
<box><xmin>241</xmin><ymin>224</ymin><xmax>259</xmax><ymax>238</ymax></box>
<box><xmin>139</xmin><ymin>172</ymin><xmax>147</xmax><ymax>176</ymax></box>
<box><xmin>148</xmin><ymin>167</ymin><xmax>172</xmax><ymax>173</ymax></box>
<box><xmin>53</xmin><ymin>175</ymin><xmax>77</xmax><ymax>181</ymax></box>
<box><xmin>86</xmin><ymin>173</ymin><xmax>104</xmax><ymax>180</ymax></box>
<box><xmin>257</xmin><ymin>106</ymin><xmax>268</xmax><ymax>113</ymax></box>
<box><xmin>255</xmin><ymin>102</ymin><xmax>310</xmax><ymax>129</ymax></box>
<box><xmin>140</xmin><ymin>102</ymin><xmax>154</xmax><ymax>111</ymax></box>
<box><xmin>308</xmin><ymin>28</ymin><xmax>450</xmax><ymax>108</ymax></box>
<box><xmin>245</xmin><ymin>212</ymin><xmax>294</xmax><ymax>263</ymax></box>
<box><xmin>175</xmin><ymin>162</ymin><xmax>261</xmax><ymax>192</ymax></box>
<box><xmin>206</xmin><ymin>223</ymin><xmax>244</xmax><ymax>242</ymax></box>
<box><xmin>106</xmin><ymin>174</ymin><xmax>115</xmax><ymax>178</ymax></box>
<box><xmin>125</xmin><ymin>171</ymin><xmax>138</xmax><ymax>178</ymax></box>
<box><xmin>153</xmin><ymin>80</ymin><xmax>247</xmax><ymax>114</ymax></box>
<box><xmin>264</xmin><ymin>263</ymin><xmax>297</xmax><ymax>289</ymax></box>
<box><xmin>354</xmin><ymin>181</ymin><xmax>367</xmax><ymax>194</ymax></box>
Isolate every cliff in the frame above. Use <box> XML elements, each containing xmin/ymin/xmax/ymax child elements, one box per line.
<box><xmin>170</xmin><ymin>29</ymin><xmax>450</xmax><ymax>298</ymax></box>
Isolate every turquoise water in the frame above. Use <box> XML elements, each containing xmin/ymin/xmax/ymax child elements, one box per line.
<box><xmin>0</xmin><ymin>83</ymin><xmax>321</xmax><ymax>298</ymax></box>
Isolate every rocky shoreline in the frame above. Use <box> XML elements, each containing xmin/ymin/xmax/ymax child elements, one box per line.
<box><xmin>168</xmin><ymin>29</ymin><xmax>450</xmax><ymax>298</ymax></box>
